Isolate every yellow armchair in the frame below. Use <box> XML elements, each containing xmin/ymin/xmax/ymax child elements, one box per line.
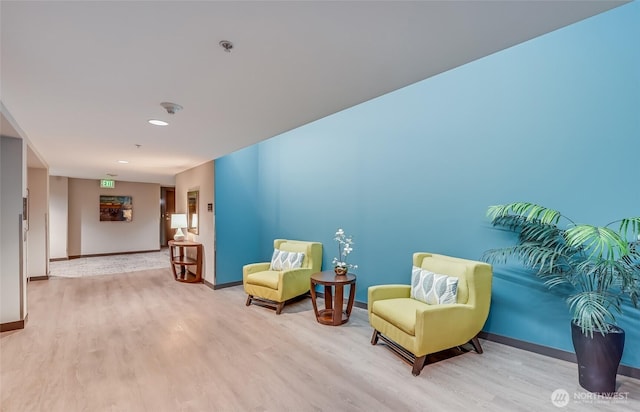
<box><xmin>368</xmin><ymin>252</ymin><xmax>492</xmax><ymax>375</ymax></box>
<box><xmin>244</xmin><ymin>239</ymin><xmax>322</xmax><ymax>314</ymax></box>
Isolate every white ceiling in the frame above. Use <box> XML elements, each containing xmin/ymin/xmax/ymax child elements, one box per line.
<box><xmin>1</xmin><ymin>1</ymin><xmax>626</xmax><ymax>186</ymax></box>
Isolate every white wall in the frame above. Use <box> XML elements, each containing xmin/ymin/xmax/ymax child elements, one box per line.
<box><xmin>27</xmin><ymin>167</ymin><xmax>48</xmax><ymax>277</ymax></box>
<box><xmin>1</xmin><ymin>136</ymin><xmax>26</xmax><ymax>324</ymax></box>
<box><xmin>176</xmin><ymin>160</ymin><xmax>215</xmax><ymax>284</ymax></box>
<box><xmin>67</xmin><ymin>178</ymin><xmax>161</xmax><ymax>256</ymax></box>
<box><xmin>49</xmin><ymin>176</ymin><xmax>68</xmax><ymax>259</ymax></box>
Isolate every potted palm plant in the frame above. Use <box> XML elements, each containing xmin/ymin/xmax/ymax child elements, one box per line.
<box><xmin>482</xmin><ymin>202</ymin><xmax>640</xmax><ymax>394</ymax></box>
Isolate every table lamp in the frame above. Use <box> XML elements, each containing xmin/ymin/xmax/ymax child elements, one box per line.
<box><xmin>171</xmin><ymin>213</ymin><xmax>187</xmax><ymax>241</ymax></box>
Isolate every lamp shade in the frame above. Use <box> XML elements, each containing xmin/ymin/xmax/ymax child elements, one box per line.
<box><xmin>170</xmin><ymin>214</ymin><xmax>187</xmax><ymax>229</ymax></box>
<box><xmin>171</xmin><ymin>213</ymin><xmax>188</xmax><ymax>241</ymax></box>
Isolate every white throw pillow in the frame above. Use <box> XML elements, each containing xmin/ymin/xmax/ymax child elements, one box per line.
<box><xmin>269</xmin><ymin>249</ymin><xmax>305</xmax><ymax>271</ymax></box>
<box><xmin>410</xmin><ymin>266</ymin><xmax>458</xmax><ymax>305</ymax></box>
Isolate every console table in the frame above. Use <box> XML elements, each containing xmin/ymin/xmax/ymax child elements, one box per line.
<box><xmin>310</xmin><ymin>271</ymin><xmax>356</xmax><ymax>326</ymax></box>
<box><xmin>168</xmin><ymin>240</ymin><xmax>203</xmax><ymax>283</ymax></box>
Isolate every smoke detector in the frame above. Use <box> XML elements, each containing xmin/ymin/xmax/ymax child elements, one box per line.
<box><xmin>160</xmin><ymin>102</ymin><xmax>183</xmax><ymax>115</ymax></box>
<box><xmin>219</xmin><ymin>40</ymin><xmax>233</xmax><ymax>52</ymax></box>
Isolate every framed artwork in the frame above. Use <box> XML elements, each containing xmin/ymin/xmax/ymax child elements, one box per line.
<box><xmin>99</xmin><ymin>195</ymin><xmax>133</xmax><ymax>222</ymax></box>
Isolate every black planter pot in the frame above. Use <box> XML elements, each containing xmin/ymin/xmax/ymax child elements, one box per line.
<box><xmin>571</xmin><ymin>322</ymin><xmax>625</xmax><ymax>394</ymax></box>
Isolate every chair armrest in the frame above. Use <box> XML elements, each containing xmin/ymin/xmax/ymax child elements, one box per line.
<box><xmin>368</xmin><ymin>285</ymin><xmax>411</xmax><ymax>315</ymax></box>
<box><xmin>415</xmin><ymin>304</ymin><xmax>479</xmax><ymax>343</ymax></box>
<box><xmin>280</xmin><ymin>268</ymin><xmax>313</xmax><ymax>297</ymax></box>
<box><xmin>368</xmin><ymin>285</ymin><xmax>411</xmax><ymax>301</ymax></box>
<box><xmin>242</xmin><ymin>262</ymin><xmax>271</xmax><ymax>283</ymax></box>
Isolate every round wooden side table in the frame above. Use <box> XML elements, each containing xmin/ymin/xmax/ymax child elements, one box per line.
<box><xmin>168</xmin><ymin>240</ymin><xmax>203</xmax><ymax>283</ymax></box>
<box><xmin>310</xmin><ymin>271</ymin><xmax>356</xmax><ymax>326</ymax></box>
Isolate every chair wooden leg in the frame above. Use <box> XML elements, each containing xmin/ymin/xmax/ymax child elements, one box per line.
<box><xmin>371</xmin><ymin>329</ymin><xmax>379</xmax><ymax>345</ymax></box>
<box><xmin>412</xmin><ymin>355</ymin><xmax>427</xmax><ymax>376</ymax></box>
<box><xmin>275</xmin><ymin>302</ymin><xmax>284</xmax><ymax>315</ymax></box>
<box><xmin>245</xmin><ymin>295</ymin><xmax>252</xmax><ymax>307</ymax></box>
<box><xmin>469</xmin><ymin>335</ymin><xmax>483</xmax><ymax>354</ymax></box>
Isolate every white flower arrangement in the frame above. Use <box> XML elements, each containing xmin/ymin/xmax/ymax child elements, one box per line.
<box><xmin>332</xmin><ymin>228</ymin><xmax>358</xmax><ymax>270</ymax></box>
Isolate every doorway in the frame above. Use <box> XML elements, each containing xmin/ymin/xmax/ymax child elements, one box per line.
<box><xmin>160</xmin><ymin>187</ymin><xmax>175</xmax><ymax>247</ymax></box>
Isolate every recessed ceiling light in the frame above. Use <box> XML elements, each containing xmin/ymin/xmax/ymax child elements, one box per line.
<box><xmin>148</xmin><ymin>119</ymin><xmax>169</xmax><ymax>126</ymax></box>
<box><xmin>118</xmin><ymin>160</ymin><xmax>129</xmax><ymax>164</ymax></box>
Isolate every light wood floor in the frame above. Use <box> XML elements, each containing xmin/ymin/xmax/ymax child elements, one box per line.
<box><xmin>1</xmin><ymin>268</ymin><xmax>639</xmax><ymax>412</ymax></box>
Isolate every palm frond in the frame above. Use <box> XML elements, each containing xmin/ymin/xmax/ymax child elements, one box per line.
<box><xmin>568</xmin><ymin>292</ymin><xmax>615</xmax><ymax>337</ymax></box>
<box><xmin>490</xmin><ymin>215</ymin><xmax>528</xmax><ymax>231</ymax></box>
<box><xmin>482</xmin><ymin>247</ymin><xmax>519</xmax><ymax>265</ymax></box>
<box><xmin>484</xmin><ymin>243</ymin><xmax>574</xmax><ymax>276</ymax></box>
<box><xmin>619</xmin><ymin>217</ymin><xmax>640</xmax><ymax>240</ymax></box>
<box><xmin>565</xmin><ymin>225</ymin><xmax>628</xmax><ymax>260</ymax></box>
<box><xmin>543</xmin><ymin>275</ymin><xmax>572</xmax><ymax>289</ymax></box>
<box><xmin>487</xmin><ymin>202</ymin><xmax>561</xmax><ymax>225</ymax></box>
<box><xmin>520</xmin><ymin>223</ymin><xmax>564</xmax><ymax>246</ymax></box>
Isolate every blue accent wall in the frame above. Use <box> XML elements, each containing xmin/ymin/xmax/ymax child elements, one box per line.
<box><xmin>214</xmin><ymin>145</ymin><xmax>261</xmax><ymax>284</ymax></box>
<box><xmin>215</xmin><ymin>3</ymin><xmax>640</xmax><ymax>367</ymax></box>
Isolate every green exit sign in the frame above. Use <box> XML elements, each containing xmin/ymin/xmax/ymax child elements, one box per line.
<box><xmin>100</xmin><ymin>179</ymin><xmax>115</xmax><ymax>189</ymax></box>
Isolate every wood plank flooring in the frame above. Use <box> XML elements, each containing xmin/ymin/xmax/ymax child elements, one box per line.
<box><xmin>1</xmin><ymin>268</ymin><xmax>639</xmax><ymax>412</ymax></box>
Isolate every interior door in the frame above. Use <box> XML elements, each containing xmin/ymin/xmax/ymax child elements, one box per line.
<box><xmin>160</xmin><ymin>187</ymin><xmax>175</xmax><ymax>247</ymax></box>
